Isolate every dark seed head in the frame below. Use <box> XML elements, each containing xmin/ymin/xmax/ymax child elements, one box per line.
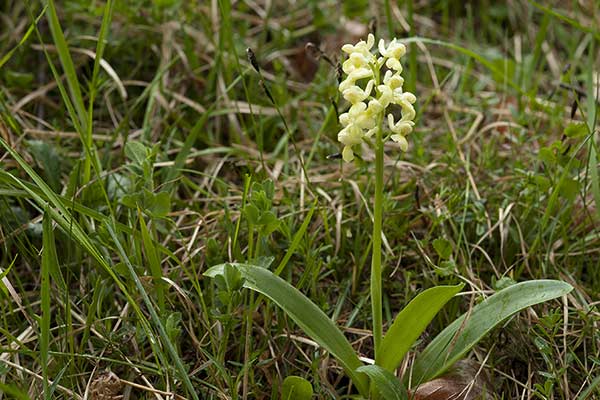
<box><xmin>246</xmin><ymin>48</ymin><xmax>260</xmax><ymax>72</ymax></box>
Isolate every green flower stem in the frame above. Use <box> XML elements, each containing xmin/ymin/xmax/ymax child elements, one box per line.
<box><xmin>372</xmin><ymin>116</ymin><xmax>384</xmax><ymax>362</ymax></box>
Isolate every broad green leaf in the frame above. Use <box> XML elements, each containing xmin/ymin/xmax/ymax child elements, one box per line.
<box><xmin>204</xmin><ymin>263</ymin><xmax>369</xmax><ymax>395</ymax></box>
<box><xmin>281</xmin><ymin>376</ymin><xmax>313</xmax><ymax>400</ymax></box>
<box><xmin>564</xmin><ymin>122</ymin><xmax>588</xmax><ymax>139</ymax></box>
<box><xmin>538</xmin><ymin>146</ymin><xmax>556</xmax><ymax>165</ymax></box>
<box><xmin>243</xmin><ymin>203</ymin><xmax>260</xmax><ymax>225</ymax></box>
<box><xmin>432</xmin><ymin>238</ymin><xmax>453</xmax><ymax>260</ymax></box>
<box><xmin>27</xmin><ymin>140</ymin><xmax>62</xmax><ymax>192</ymax></box>
<box><xmin>378</xmin><ymin>284</ymin><xmax>464</xmax><ymax>371</ymax></box>
<box><xmin>125</xmin><ymin>141</ymin><xmax>149</xmax><ymax>164</ymax></box>
<box><xmin>559</xmin><ymin>178</ymin><xmax>579</xmax><ymax>202</ymax></box>
<box><xmin>149</xmin><ymin>191</ymin><xmax>171</xmax><ymax>218</ymax></box>
<box><xmin>410</xmin><ymin>280</ymin><xmax>572</xmax><ymax>386</ymax></box>
<box><xmin>356</xmin><ymin>365</ymin><xmax>407</xmax><ymax>400</ymax></box>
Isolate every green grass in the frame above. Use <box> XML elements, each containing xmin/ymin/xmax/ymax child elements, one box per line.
<box><xmin>0</xmin><ymin>0</ymin><xmax>599</xmax><ymax>398</ymax></box>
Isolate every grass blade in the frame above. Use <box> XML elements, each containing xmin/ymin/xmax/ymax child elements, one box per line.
<box><xmin>204</xmin><ymin>263</ymin><xmax>369</xmax><ymax>396</ymax></box>
<box><xmin>527</xmin><ymin>0</ymin><xmax>600</xmax><ymax>40</ymax></box>
<box><xmin>45</xmin><ymin>0</ymin><xmax>87</xmax><ymax>131</ymax></box>
<box><xmin>274</xmin><ymin>200</ymin><xmax>317</xmax><ymax>276</ymax></box>
<box><xmin>0</xmin><ymin>6</ymin><xmax>46</xmax><ymax>69</ymax></box>
<box><xmin>41</xmin><ymin>212</ymin><xmax>57</xmax><ymax>400</ymax></box>
<box><xmin>584</xmin><ymin>38</ymin><xmax>600</xmax><ymax>220</ymax></box>
<box><xmin>138</xmin><ymin>209</ymin><xmax>165</xmax><ymax>311</ymax></box>
<box><xmin>410</xmin><ymin>280</ymin><xmax>573</xmax><ymax>386</ymax></box>
<box><xmin>402</xmin><ymin>37</ymin><xmax>521</xmax><ymax>94</ymax></box>
<box><xmin>0</xmin><ymin>383</ymin><xmax>30</xmax><ymax>400</ymax></box>
<box><xmin>577</xmin><ymin>375</ymin><xmax>600</xmax><ymax>400</ymax></box>
<box><xmin>0</xmin><ymin>137</ymin><xmax>175</xmax><ymax>393</ymax></box>
<box><xmin>107</xmin><ymin>224</ymin><xmax>199</xmax><ymax>400</ymax></box>
<box><xmin>378</xmin><ymin>284</ymin><xmax>464</xmax><ymax>371</ymax></box>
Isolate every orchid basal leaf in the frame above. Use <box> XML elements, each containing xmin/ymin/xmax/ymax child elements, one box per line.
<box><xmin>410</xmin><ymin>280</ymin><xmax>573</xmax><ymax>386</ymax></box>
<box><xmin>378</xmin><ymin>284</ymin><xmax>464</xmax><ymax>372</ymax></box>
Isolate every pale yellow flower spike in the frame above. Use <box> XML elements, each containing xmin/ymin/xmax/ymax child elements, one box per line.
<box><xmin>337</xmin><ymin>35</ymin><xmax>416</xmax><ymax>161</ymax></box>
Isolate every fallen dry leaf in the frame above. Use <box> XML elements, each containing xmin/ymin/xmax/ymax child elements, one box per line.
<box><xmin>410</xmin><ymin>360</ymin><xmax>491</xmax><ymax>400</ymax></box>
<box><xmin>89</xmin><ymin>370</ymin><xmax>123</xmax><ymax>400</ymax></box>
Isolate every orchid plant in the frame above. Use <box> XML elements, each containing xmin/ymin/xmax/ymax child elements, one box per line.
<box><xmin>206</xmin><ymin>35</ymin><xmax>572</xmax><ymax>399</ymax></box>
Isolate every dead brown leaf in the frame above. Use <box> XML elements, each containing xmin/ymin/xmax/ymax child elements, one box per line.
<box><xmin>410</xmin><ymin>360</ymin><xmax>491</xmax><ymax>400</ymax></box>
<box><xmin>89</xmin><ymin>370</ymin><xmax>123</xmax><ymax>400</ymax></box>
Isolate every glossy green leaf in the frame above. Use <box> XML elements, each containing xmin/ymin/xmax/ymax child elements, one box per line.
<box><xmin>410</xmin><ymin>280</ymin><xmax>572</xmax><ymax>386</ymax></box>
<box><xmin>204</xmin><ymin>263</ymin><xmax>368</xmax><ymax>395</ymax></box>
<box><xmin>356</xmin><ymin>365</ymin><xmax>407</xmax><ymax>400</ymax></box>
<box><xmin>281</xmin><ymin>376</ymin><xmax>313</xmax><ymax>400</ymax></box>
<box><xmin>378</xmin><ymin>284</ymin><xmax>464</xmax><ymax>371</ymax></box>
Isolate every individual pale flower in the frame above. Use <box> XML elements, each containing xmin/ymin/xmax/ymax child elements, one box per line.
<box><xmin>342</xmin><ymin>52</ymin><xmax>371</xmax><ymax>74</ymax></box>
<box><xmin>378</xmin><ymin>39</ymin><xmax>406</xmax><ymax>71</ymax></box>
<box><xmin>376</xmin><ymin>84</ymin><xmax>394</xmax><ymax>108</ymax></box>
<box><xmin>338</xmin><ymin>67</ymin><xmax>374</xmax><ymax>92</ymax></box>
<box><xmin>342</xmin><ymin>80</ymin><xmax>374</xmax><ymax>104</ymax></box>
<box><xmin>366</xmin><ymin>99</ymin><xmax>384</xmax><ymax>116</ymax></box>
<box><xmin>338</xmin><ymin>123</ymin><xmax>363</xmax><ymax>146</ymax></box>
<box><xmin>342</xmin><ymin>145</ymin><xmax>355</xmax><ymax>162</ymax></box>
<box><xmin>342</xmin><ymin>33</ymin><xmax>376</xmax><ymax>59</ymax></box>
<box><xmin>391</xmin><ymin>132</ymin><xmax>409</xmax><ymax>152</ymax></box>
<box><xmin>340</xmin><ymin>101</ymin><xmax>367</xmax><ymax>123</ymax></box>
<box><xmin>388</xmin><ymin>113</ymin><xmax>414</xmax><ymax>136</ymax></box>
<box><xmin>338</xmin><ymin>99</ymin><xmax>378</xmax><ymax>134</ymax></box>
<box><xmin>383</xmin><ymin>70</ymin><xmax>404</xmax><ymax>90</ymax></box>
<box><xmin>396</xmin><ymin>92</ymin><xmax>417</xmax><ymax>121</ymax></box>
<box><xmin>338</xmin><ymin>123</ymin><xmax>364</xmax><ymax>162</ymax></box>
<box><xmin>337</xmin><ymin>34</ymin><xmax>416</xmax><ymax>162</ymax></box>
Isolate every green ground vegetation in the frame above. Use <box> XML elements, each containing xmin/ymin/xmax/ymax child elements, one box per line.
<box><xmin>0</xmin><ymin>0</ymin><xmax>599</xmax><ymax>398</ymax></box>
